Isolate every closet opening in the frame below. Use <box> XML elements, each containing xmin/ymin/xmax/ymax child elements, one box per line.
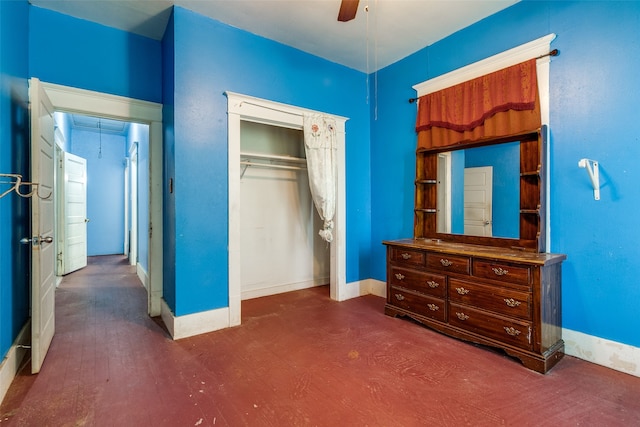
<box><xmin>227</xmin><ymin>91</ymin><xmax>348</xmax><ymax>328</ymax></box>
<box><xmin>239</xmin><ymin>121</ymin><xmax>329</xmax><ymax>300</ymax></box>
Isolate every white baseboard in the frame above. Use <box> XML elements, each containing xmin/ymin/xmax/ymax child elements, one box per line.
<box><xmin>136</xmin><ymin>263</ymin><xmax>149</xmax><ymax>290</ymax></box>
<box><xmin>563</xmin><ymin>328</ymin><xmax>639</xmax><ymax>377</ymax></box>
<box><xmin>241</xmin><ymin>277</ymin><xmax>329</xmax><ymax>301</ymax></box>
<box><xmin>160</xmin><ymin>299</ymin><xmax>230</xmax><ymax>340</ymax></box>
<box><xmin>0</xmin><ymin>322</ymin><xmax>30</xmax><ymax>405</ymax></box>
<box><xmin>340</xmin><ymin>278</ymin><xmax>387</xmax><ymax>300</ymax></box>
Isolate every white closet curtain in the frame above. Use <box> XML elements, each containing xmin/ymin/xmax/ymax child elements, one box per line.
<box><xmin>303</xmin><ymin>113</ymin><xmax>337</xmax><ymax>243</ymax></box>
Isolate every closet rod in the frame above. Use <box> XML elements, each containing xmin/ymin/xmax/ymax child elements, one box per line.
<box><xmin>240</xmin><ymin>151</ymin><xmax>306</xmax><ymax>164</ymax></box>
<box><xmin>240</xmin><ymin>161</ymin><xmax>306</xmax><ymax>171</ymax></box>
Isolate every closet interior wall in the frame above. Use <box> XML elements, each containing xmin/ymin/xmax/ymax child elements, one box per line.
<box><xmin>239</xmin><ymin>121</ymin><xmax>329</xmax><ymax>300</ymax></box>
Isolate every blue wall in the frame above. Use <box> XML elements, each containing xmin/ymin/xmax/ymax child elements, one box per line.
<box><xmin>0</xmin><ymin>0</ymin><xmax>30</xmax><ymax>360</ymax></box>
<box><xmin>70</xmin><ymin>129</ymin><xmax>126</xmax><ymax>256</ymax></box>
<box><xmin>371</xmin><ymin>1</ymin><xmax>640</xmax><ymax>348</ymax></box>
<box><xmin>161</xmin><ymin>12</ymin><xmax>176</xmax><ymax>311</ymax></box>
<box><xmin>29</xmin><ymin>7</ymin><xmax>162</xmax><ymax>103</ymax></box>
<box><xmin>162</xmin><ymin>7</ymin><xmax>371</xmax><ymax>316</ymax></box>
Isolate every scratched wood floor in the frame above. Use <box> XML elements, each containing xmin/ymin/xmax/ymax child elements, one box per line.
<box><xmin>1</xmin><ymin>255</ymin><xmax>639</xmax><ymax>426</ymax></box>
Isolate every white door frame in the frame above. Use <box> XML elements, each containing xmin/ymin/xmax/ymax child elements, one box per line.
<box><xmin>41</xmin><ymin>82</ymin><xmax>163</xmax><ymax>316</ymax></box>
<box><xmin>128</xmin><ymin>142</ymin><xmax>138</xmax><ymax>266</ymax></box>
<box><xmin>226</xmin><ymin>92</ymin><xmax>348</xmax><ymax>327</ymax></box>
<box><xmin>124</xmin><ymin>158</ymin><xmax>130</xmax><ymax>257</ymax></box>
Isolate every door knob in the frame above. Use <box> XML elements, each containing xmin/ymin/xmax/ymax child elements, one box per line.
<box><xmin>85</xmin><ymin>218</ymin><xmax>90</xmax><ymax>223</ymax></box>
<box><xmin>19</xmin><ymin>236</ymin><xmax>53</xmax><ymax>245</ymax></box>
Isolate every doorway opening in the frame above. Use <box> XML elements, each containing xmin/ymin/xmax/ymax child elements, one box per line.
<box><xmin>53</xmin><ymin>112</ymin><xmax>150</xmax><ymax>283</ymax></box>
<box><xmin>41</xmin><ymin>81</ymin><xmax>163</xmax><ymax>316</ymax></box>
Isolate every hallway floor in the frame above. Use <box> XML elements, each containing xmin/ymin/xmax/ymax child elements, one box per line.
<box><xmin>1</xmin><ymin>255</ymin><xmax>639</xmax><ymax>426</ymax></box>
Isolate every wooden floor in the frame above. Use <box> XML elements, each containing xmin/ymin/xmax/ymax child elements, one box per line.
<box><xmin>1</xmin><ymin>255</ymin><xmax>639</xmax><ymax>426</ymax></box>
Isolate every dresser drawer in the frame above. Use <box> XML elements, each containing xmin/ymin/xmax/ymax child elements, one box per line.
<box><xmin>390</xmin><ymin>267</ymin><xmax>446</xmax><ymax>297</ymax></box>
<box><xmin>448</xmin><ymin>278</ymin><xmax>531</xmax><ymax>320</ymax></box>
<box><xmin>473</xmin><ymin>259</ymin><xmax>531</xmax><ymax>286</ymax></box>
<box><xmin>449</xmin><ymin>303</ymin><xmax>532</xmax><ymax>350</ymax></box>
<box><xmin>426</xmin><ymin>253</ymin><xmax>470</xmax><ymax>275</ymax></box>
<box><xmin>389</xmin><ymin>287</ymin><xmax>446</xmax><ymax>322</ymax></box>
<box><xmin>390</xmin><ymin>248</ymin><xmax>425</xmax><ymax>267</ymax></box>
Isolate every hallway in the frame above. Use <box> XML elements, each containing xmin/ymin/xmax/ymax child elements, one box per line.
<box><xmin>1</xmin><ymin>255</ymin><xmax>639</xmax><ymax>426</ymax></box>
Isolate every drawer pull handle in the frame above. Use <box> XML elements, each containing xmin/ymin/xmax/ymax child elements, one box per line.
<box><xmin>440</xmin><ymin>259</ymin><xmax>453</xmax><ymax>267</ymax></box>
<box><xmin>427</xmin><ymin>304</ymin><xmax>439</xmax><ymax>311</ymax></box>
<box><xmin>503</xmin><ymin>326</ymin><xmax>521</xmax><ymax>337</ymax></box>
<box><xmin>492</xmin><ymin>267</ymin><xmax>509</xmax><ymax>276</ymax></box>
<box><xmin>455</xmin><ymin>287</ymin><xmax>469</xmax><ymax>295</ymax></box>
<box><xmin>456</xmin><ymin>312</ymin><xmax>469</xmax><ymax>321</ymax></box>
<box><xmin>394</xmin><ymin>293</ymin><xmax>405</xmax><ymax>301</ymax></box>
<box><xmin>426</xmin><ymin>280</ymin><xmax>439</xmax><ymax>288</ymax></box>
<box><xmin>401</xmin><ymin>253</ymin><xmax>412</xmax><ymax>259</ymax></box>
<box><xmin>395</xmin><ymin>273</ymin><xmax>405</xmax><ymax>280</ymax></box>
<box><xmin>504</xmin><ymin>298</ymin><xmax>521</xmax><ymax>308</ymax></box>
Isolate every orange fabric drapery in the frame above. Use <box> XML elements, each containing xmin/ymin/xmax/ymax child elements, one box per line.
<box><xmin>415</xmin><ymin>59</ymin><xmax>541</xmax><ymax>149</ymax></box>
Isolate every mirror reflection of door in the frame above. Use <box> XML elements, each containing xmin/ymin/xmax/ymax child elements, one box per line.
<box><xmin>463</xmin><ymin>166</ymin><xmax>493</xmax><ymax>236</ymax></box>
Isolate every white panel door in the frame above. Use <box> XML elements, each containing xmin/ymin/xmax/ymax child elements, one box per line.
<box><xmin>29</xmin><ymin>78</ymin><xmax>56</xmax><ymax>374</ymax></box>
<box><xmin>62</xmin><ymin>151</ymin><xmax>87</xmax><ymax>274</ymax></box>
<box><xmin>464</xmin><ymin>166</ymin><xmax>493</xmax><ymax>237</ymax></box>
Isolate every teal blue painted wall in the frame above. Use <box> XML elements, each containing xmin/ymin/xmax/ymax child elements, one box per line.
<box><xmin>29</xmin><ymin>6</ymin><xmax>162</xmax><ymax>103</ymax></box>
<box><xmin>0</xmin><ymin>0</ymin><xmax>30</xmax><ymax>360</ymax></box>
<box><xmin>69</xmin><ymin>130</ymin><xmax>126</xmax><ymax>255</ymax></box>
<box><xmin>161</xmin><ymin>11</ymin><xmax>176</xmax><ymax>311</ymax></box>
<box><xmin>371</xmin><ymin>1</ymin><xmax>640</xmax><ymax>348</ymax></box>
<box><xmin>163</xmin><ymin>7</ymin><xmax>370</xmax><ymax>316</ymax></box>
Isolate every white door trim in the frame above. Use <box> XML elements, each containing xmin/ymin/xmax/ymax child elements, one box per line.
<box><xmin>226</xmin><ymin>92</ymin><xmax>348</xmax><ymax>327</ymax></box>
<box><xmin>128</xmin><ymin>142</ymin><xmax>138</xmax><ymax>266</ymax></box>
<box><xmin>41</xmin><ymin>82</ymin><xmax>163</xmax><ymax>316</ymax></box>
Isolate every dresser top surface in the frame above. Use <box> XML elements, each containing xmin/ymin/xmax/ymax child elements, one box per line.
<box><xmin>383</xmin><ymin>238</ymin><xmax>566</xmax><ymax>266</ymax></box>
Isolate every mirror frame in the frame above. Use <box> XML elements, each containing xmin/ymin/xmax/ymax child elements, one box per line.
<box><xmin>413</xmin><ymin>127</ymin><xmax>547</xmax><ymax>252</ymax></box>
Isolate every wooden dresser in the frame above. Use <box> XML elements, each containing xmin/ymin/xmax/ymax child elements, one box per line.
<box><xmin>383</xmin><ymin>238</ymin><xmax>566</xmax><ymax>373</ymax></box>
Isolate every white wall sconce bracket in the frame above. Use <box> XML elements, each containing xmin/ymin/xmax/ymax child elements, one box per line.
<box><xmin>578</xmin><ymin>158</ymin><xmax>600</xmax><ymax>200</ymax></box>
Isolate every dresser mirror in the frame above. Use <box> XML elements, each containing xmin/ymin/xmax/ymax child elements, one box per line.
<box><xmin>436</xmin><ymin>140</ymin><xmax>520</xmax><ymax>239</ymax></box>
<box><xmin>415</xmin><ymin>128</ymin><xmax>546</xmax><ymax>252</ymax></box>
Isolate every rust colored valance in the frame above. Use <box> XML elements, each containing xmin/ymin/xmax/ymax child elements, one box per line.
<box><xmin>416</xmin><ymin>58</ymin><xmax>541</xmax><ymax>150</ymax></box>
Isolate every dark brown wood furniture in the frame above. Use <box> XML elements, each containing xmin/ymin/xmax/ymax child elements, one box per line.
<box><xmin>384</xmin><ymin>127</ymin><xmax>566</xmax><ymax>373</ymax></box>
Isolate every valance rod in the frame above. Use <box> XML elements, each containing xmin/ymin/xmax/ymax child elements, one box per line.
<box><xmin>407</xmin><ymin>49</ymin><xmax>559</xmax><ymax>104</ymax></box>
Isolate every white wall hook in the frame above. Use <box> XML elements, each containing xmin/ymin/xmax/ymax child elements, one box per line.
<box><xmin>578</xmin><ymin>158</ymin><xmax>600</xmax><ymax>200</ymax></box>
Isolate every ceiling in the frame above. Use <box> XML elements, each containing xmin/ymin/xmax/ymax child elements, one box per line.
<box><xmin>29</xmin><ymin>0</ymin><xmax>518</xmax><ymax>73</ymax></box>
<box><xmin>70</xmin><ymin>114</ymin><xmax>130</xmax><ymax>135</ymax></box>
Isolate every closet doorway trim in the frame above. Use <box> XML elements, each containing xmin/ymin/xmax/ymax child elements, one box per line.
<box><xmin>226</xmin><ymin>92</ymin><xmax>348</xmax><ymax>327</ymax></box>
